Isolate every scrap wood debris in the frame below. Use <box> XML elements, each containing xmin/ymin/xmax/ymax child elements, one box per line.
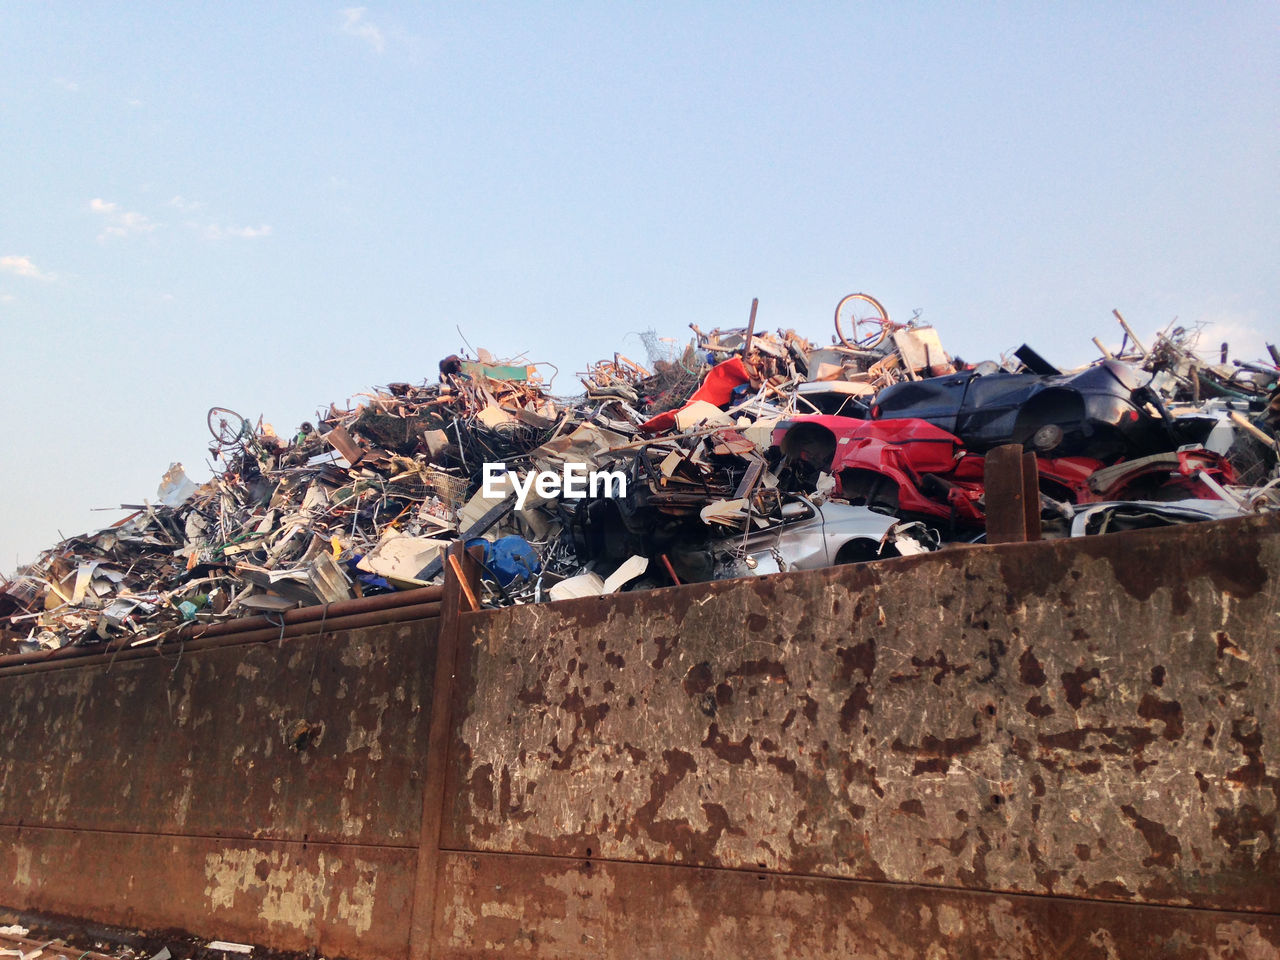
<box><xmin>2</xmin><ymin>296</ymin><xmax>1278</xmax><ymax>656</ymax></box>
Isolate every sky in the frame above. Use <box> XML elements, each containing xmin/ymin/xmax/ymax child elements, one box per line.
<box><xmin>1</xmin><ymin>3</ymin><xmax>1276</xmax><ymax>573</ymax></box>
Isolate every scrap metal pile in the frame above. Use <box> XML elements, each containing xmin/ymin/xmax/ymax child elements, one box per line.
<box><xmin>3</xmin><ymin>296</ymin><xmax>1278</xmax><ymax>655</ymax></box>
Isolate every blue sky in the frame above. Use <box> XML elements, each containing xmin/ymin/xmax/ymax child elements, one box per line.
<box><xmin>1</xmin><ymin>3</ymin><xmax>1276</xmax><ymax>572</ymax></box>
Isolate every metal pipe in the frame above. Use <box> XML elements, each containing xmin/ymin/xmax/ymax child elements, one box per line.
<box><xmin>179</xmin><ymin>584</ymin><xmax>444</xmax><ymax>641</ymax></box>
<box><xmin>1233</xmin><ymin>358</ymin><xmax>1280</xmax><ymax>377</ymax></box>
<box><xmin>0</xmin><ymin>585</ymin><xmax>445</xmax><ymax>669</ymax></box>
<box><xmin>178</xmin><ymin>601</ymin><xmax>443</xmax><ymax>649</ymax></box>
<box><xmin>0</xmin><ymin>591</ymin><xmax>448</xmax><ymax>670</ymax></box>
<box><xmin>0</xmin><ymin>602</ymin><xmax>443</xmax><ymax>678</ymax></box>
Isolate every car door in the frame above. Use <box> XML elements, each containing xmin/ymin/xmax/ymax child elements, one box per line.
<box><xmin>953</xmin><ymin>372</ymin><xmax>1043</xmax><ymax>448</ymax></box>
<box><xmin>872</xmin><ymin>373</ymin><xmax>973</xmax><ymax>434</ymax></box>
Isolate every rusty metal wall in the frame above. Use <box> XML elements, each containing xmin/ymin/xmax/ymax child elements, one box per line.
<box><xmin>2</xmin><ymin>516</ymin><xmax>1278</xmax><ymax>958</ymax></box>
<box><xmin>0</xmin><ymin>621</ymin><xmax>439</xmax><ymax>958</ymax></box>
<box><xmin>435</xmin><ymin>853</ymin><xmax>1278</xmax><ymax>959</ymax></box>
<box><xmin>441</xmin><ymin>514</ymin><xmax>1280</xmax><ymax>955</ymax></box>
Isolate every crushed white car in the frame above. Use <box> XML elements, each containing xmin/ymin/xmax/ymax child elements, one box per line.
<box><xmin>714</xmin><ymin>497</ymin><xmax>936</xmax><ymax>578</ymax></box>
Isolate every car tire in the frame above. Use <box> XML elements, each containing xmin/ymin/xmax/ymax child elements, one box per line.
<box><xmin>834</xmin><ymin>539</ymin><xmax>892</xmax><ymax>564</ymax></box>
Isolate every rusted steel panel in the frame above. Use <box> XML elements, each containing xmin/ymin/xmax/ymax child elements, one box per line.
<box><xmin>983</xmin><ymin>443</ymin><xmax>1029</xmax><ymax>544</ymax></box>
<box><xmin>0</xmin><ymin>825</ymin><xmax>415</xmax><ymax>958</ymax></box>
<box><xmin>410</xmin><ymin>543</ymin><xmax>482</xmax><ymax>960</ymax></box>
<box><xmin>0</xmin><ymin>621</ymin><xmax>438</xmax><ymax>846</ymax></box>
<box><xmin>1</xmin><ymin>517</ymin><xmax>1277</xmax><ymax>958</ymax></box>
<box><xmin>434</xmin><ymin>851</ymin><xmax>1280</xmax><ymax>959</ymax></box>
<box><xmin>446</xmin><ymin>514</ymin><xmax>1280</xmax><ymax>914</ymax></box>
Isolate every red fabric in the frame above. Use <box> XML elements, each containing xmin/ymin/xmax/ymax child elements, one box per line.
<box><xmin>641</xmin><ymin>357</ymin><xmax>752</xmax><ymax>435</ymax></box>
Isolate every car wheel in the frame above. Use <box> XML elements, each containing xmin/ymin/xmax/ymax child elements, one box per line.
<box><xmin>1013</xmin><ymin>391</ymin><xmax>1085</xmax><ymax>455</ymax></box>
<box><xmin>834</xmin><ymin>539</ymin><xmax>890</xmax><ymax>564</ymax></box>
<box><xmin>1029</xmin><ymin>423</ymin><xmax>1064</xmax><ymax>453</ymax></box>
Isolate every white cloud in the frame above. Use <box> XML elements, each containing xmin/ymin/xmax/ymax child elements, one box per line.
<box><xmin>340</xmin><ymin>7</ymin><xmax>386</xmax><ymax>52</ymax></box>
<box><xmin>0</xmin><ymin>293</ymin><xmax>16</xmax><ymax>304</ymax></box>
<box><xmin>168</xmin><ymin>195</ymin><xmax>205</xmax><ymax>213</ymax></box>
<box><xmin>0</xmin><ymin>255</ymin><xmax>55</xmax><ymax>282</ymax></box>
<box><xmin>54</xmin><ymin>77</ymin><xmax>79</xmax><ymax>92</ymax></box>
<box><xmin>170</xmin><ymin>195</ymin><xmax>271</xmax><ymax>239</ymax></box>
<box><xmin>90</xmin><ymin>198</ymin><xmax>159</xmax><ymax>240</ymax></box>
<box><xmin>226</xmin><ymin>224</ymin><xmax>272</xmax><ymax>239</ymax></box>
<box><xmin>203</xmin><ymin>223</ymin><xmax>273</xmax><ymax>240</ymax></box>
<box><xmin>1188</xmin><ymin>313</ymin><xmax>1272</xmax><ymax>365</ymax></box>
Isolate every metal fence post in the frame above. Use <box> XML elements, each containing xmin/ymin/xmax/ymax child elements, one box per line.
<box><xmin>409</xmin><ymin>541</ymin><xmax>480</xmax><ymax>960</ymax></box>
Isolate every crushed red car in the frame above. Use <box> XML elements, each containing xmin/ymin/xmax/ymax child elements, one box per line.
<box><xmin>771</xmin><ymin>415</ymin><xmax>1236</xmax><ymax>530</ymax></box>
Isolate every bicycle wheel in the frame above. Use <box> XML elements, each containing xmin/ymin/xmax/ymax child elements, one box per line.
<box><xmin>834</xmin><ymin>292</ymin><xmax>892</xmax><ymax>349</ymax></box>
<box><xmin>207</xmin><ymin>407</ymin><xmax>249</xmax><ymax>447</ymax></box>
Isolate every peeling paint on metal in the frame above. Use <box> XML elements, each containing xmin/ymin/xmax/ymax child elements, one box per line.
<box><xmin>11</xmin><ymin>844</ymin><xmax>31</xmax><ymax>889</ymax></box>
<box><xmin>202</xmin><ymin>848</ymin><xmax>377</xmax><ymax>937</ymax></box>
<box><xmin>2</xmin><ymin>517</ymin><xmax>1278</xmax><ymax>958</ymax></box>
<box><xmin>448</xmin><ymin>515</ymin><xmax>1280</xmax><ymax>915</ymax></box>
<box><xmin>436</xmin><ymin>851</ymin><xmax>1280</xmax><ymax>959</ymax></box>
<box><xmin>0</xmin><ymin>626</ymin><xmax>435</xmax><ymax>846</ymax></box>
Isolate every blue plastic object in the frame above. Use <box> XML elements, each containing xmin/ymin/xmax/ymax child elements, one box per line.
<box><xmin>345</xmin><ymin>554</ymin><xmax>395</xmax><ymax>595</ymax></box>
<box><xmin>466</xmin><ymin>535</ymin><xmax>541</xmax><ymax>587</ymax></box>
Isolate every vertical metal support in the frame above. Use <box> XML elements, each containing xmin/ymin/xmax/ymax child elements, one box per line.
<box><xmin>985</xmin><ymin>444</ymin><xmax>1028</xmax><ymax>544</ymax></box>
<box><xmin>1021</xmin><ymin>451</ymin><xmax>1042</xmax><ymax>542</ymax></box>
<box><xmin>409</xmin><ymin>541</ymin><xmax>480</xmax><ymax>960</ymax></box>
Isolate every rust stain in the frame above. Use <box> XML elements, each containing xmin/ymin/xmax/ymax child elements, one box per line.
<box><xmin>3</xmin><ymin>515</ymin><xmax>1280</xmax><ymax>957</ymax></box>
<box><xmin>438</xmin><ymin>851</ymin><xmax>1280</xmax><ymax>959</ymax></box>
<box><xmin>450</xmin><ymin>514</ymin><xmax>1280</xmax><ymax>915</ymax></box>
<box><xmin>1018</xmin><ymin>648</ymin><xmax>1046</xmax><ymax>687</ymax></box>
